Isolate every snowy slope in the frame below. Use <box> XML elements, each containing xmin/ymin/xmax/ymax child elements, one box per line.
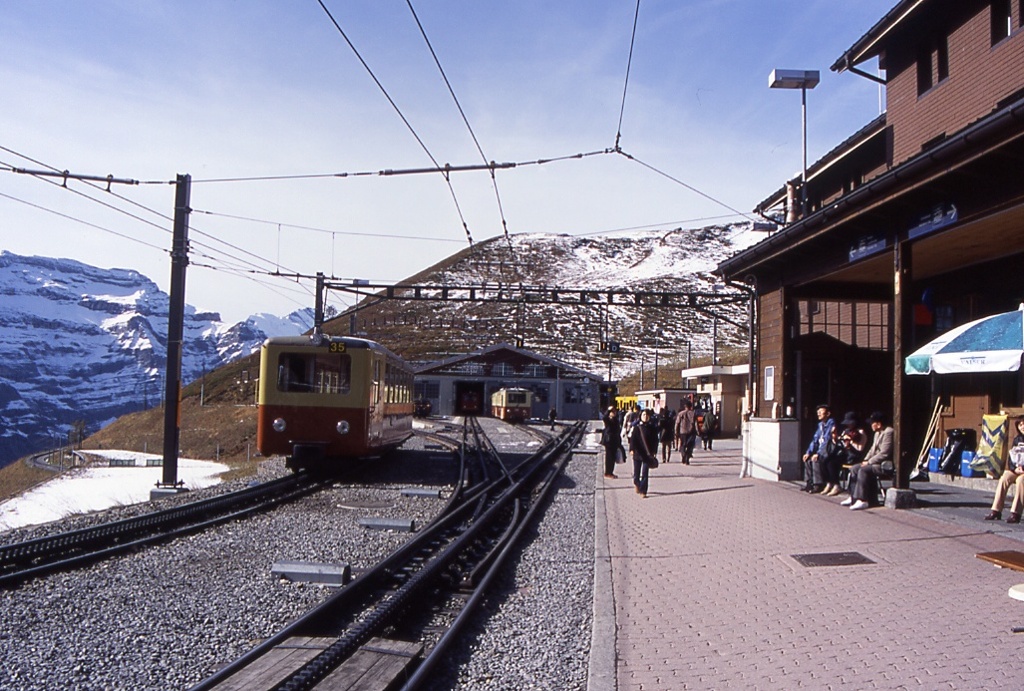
<box><xmin>337</xmin><ymin>222</ymin><xmax>767</xmax><ymax>379</ymax></box>
<box><xmin>0</xmin><ymin>252</ymin><xmax>312</xmax><ymax>469</ymax></box>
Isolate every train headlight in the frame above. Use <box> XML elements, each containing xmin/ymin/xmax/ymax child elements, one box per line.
<box><xmin>272</xmin><ymin>418</ymin><xmax>287</xmax><ymax>433</ymax></box>
<box><xmin>336</xmin><ymin>420</ymin><xmax>350</xmax><ymax>435</ymax></box>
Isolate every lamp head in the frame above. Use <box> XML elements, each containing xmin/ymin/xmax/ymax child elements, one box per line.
<box><xmin>769</xmin><ymin>69</ymin><xmax>820</xmax><ymax>89</ymax></box>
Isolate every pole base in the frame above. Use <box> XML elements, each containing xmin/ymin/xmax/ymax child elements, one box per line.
<box><xmin>884</xmin><ymin>487</ymin><xmax>916</xmax><ymax>510</ymax></box>
<box><xmin>150</xmin><ymin>485</ymin><xmax>189</xmax><ymax>501</ymax></box>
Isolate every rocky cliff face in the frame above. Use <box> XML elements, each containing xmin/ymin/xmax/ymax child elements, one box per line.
<box><xmin>0</xmin><ymin>252</ymin><xmax>312</xmax><ymax>468</ymax></box>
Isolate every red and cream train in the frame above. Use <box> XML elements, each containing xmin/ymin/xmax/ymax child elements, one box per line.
<box><xmin>257</xmin><ymin>335</ymin><xmax>414</xmax><ymax>471</ymax></box>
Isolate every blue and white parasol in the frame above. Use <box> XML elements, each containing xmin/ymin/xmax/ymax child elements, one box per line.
<box><xmin>905</xmin><ymin>304</ymin><xmax>1024</xmax><ymax>375</ymax></box>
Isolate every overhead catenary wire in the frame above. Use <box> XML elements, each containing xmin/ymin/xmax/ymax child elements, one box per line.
<box><xmin>1</xmin><ymin>156</ymin><xmax>172</xmax><ymax>237</ymax></box>
<box><xmin>405</xmin><ymin>0</ymin><xmax>516</xmax><ymax>258</ymax></box>
<box><xmin>186</xmin><ymin>149</ymin><xmax>613</xmax><ymax>184</ymax></box>
<box><xmin>605</xmin><ymin>3</ymin><xmax>760</xmax><ymax>230</ymax></box>
<box><xmin>615</xmin><ymin>149</ymin><xmax>757</xmax><ymax>223</ymax></box>
<box><xmin>615</xmin><ymin>0</ymin><xmax>643</xmax><ymax>151</ymax></box>
<box><xmin>190</xmin><ymin>260</ymin><xmax>321</xmax><ymax>311</ymax></box>
<box><xmin>0</xmin><ymin>190</ymin><xmax>168</xmax><ymax>253</ymax></box>
<box><xmin>191</xmin><ymin>209</ymin><xmax>465</xmax><ymax>244</ymax></box>
<box><xmin>0</xmin><ymin>147</ymin><xmax>313</xmax><ymax>300</ymax></box>
<box><xmin>0</xmin><ymin>145</ymin><xmax>458</xmax><ymax>316</ymax></box>
<box><xmin>2</xmin><ymin>0</ymin><xmax>762</xmax><ymax>327</ymax></box>
<box><xmin>4</xmin><ymin>157</ymin><xmax>301</xmax><ymax>281</ymax></box>
<box><xmin>575</xmin><ymin>213</ymin><xmax>751</xmax><ymax>237</ymax></box>
<box><xmin>315</xmin><ymin>0</ymin><xmax>475</xmax><ymax>247</ymax></box>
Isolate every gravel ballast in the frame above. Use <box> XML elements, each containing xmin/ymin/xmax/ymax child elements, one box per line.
<box><xmin>0</xmin><ymin>419</ymin><xmax>597</xmax><ymax>690</ymax></box>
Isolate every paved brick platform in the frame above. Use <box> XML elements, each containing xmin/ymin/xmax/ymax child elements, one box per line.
<box><xmin>589</xmin><ymin>437</ymin><xmax>1024</xmax><ymax>690</ymax></box>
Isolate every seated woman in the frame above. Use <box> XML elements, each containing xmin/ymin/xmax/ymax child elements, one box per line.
<box><xmin>820</xmin><ymin>412</ymin><xmax>866</xmax><ymax>496</ymax></box>
<box><xmin>985</xmin><ymin>416</ymin><xmax>1024</xmax><ymax>523</ymax></box>
<box><xmin>841</xmin><ymin>411</ymin><xmax>894</xmax><ymax>510</ymax></box>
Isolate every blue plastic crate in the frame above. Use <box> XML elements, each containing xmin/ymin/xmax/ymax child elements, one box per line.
<box><xmin>960</xmin><ymin>451</ymin><xmax>984</xmax><ymax>478</ymax></box>
<box><xmin>927</xmin><ymin>448</ymin><xmax>942</xmax><ymax>472</ymax></box>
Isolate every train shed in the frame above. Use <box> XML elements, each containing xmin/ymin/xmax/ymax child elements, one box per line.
<box><xmin>413</xmin><ymin>342</ymin><xmax>602</xmax><ymax>420</ymax></box>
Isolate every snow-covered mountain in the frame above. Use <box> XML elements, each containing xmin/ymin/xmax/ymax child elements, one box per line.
<box><xmin>0</xmin><ymin>252</ymin><xmax>313</xmax><ymax>469</ymax></box>
<box><xmin>326</xmin><ymin>222</ymin><xmax>768</xmax><ymax>379</ymax></box>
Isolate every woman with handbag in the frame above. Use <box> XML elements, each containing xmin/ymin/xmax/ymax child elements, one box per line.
<box><xmin>984</xmin><ymin>416</ymin><xmax>1024</xmax><ymax>522</ymax></box>
<box><xmin>629</xmin><ymin>408</ymin><xmax>659</xmax><ymax>498</ymax></box>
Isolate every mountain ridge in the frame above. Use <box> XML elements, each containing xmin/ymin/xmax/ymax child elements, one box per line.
<box><xmin>0</xmin><ymin>251</ymin><xmax>312</xmax><ymax>469</ymax></box>
<box><xmin>323</xmin><ymin>223</ymin><xmax>763</xmax><ymax>379</ymax></box>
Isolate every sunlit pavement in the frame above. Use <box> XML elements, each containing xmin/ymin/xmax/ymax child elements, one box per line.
<box><xmin>590</xmin><ymin>436</ymin><xmax>1024</xmax><ymax>690</ymax></box>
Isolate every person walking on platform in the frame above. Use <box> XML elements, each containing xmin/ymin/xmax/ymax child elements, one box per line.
<box><xmin>600</xmin><ymin>407</ymin><xmax>624</xmax><ymax>479</ymax></box>
<box><xmin>700</xmin><ymin>406</ymin><xmax>718</xmax><ymax>450</ymax></box>
<box><xmin>674</xmin><ymin>400</ymin><xmax>696</xmax><ymax>465</ymax></box>
<box><xmin>658</xmin><ymin>409</ymin><xmax>675</xmax><ymax>463</ymax></box>
<box><xmin>802</xmin><ymin>404</ymin><xmax>833</xmax><ymax>493</ymax></box>
<box><xmin>985</xmin><ymin>416</ymin><xmax>1024</xmax><ymax>522</ymax></box>
<box><xmin>841</xmin><ymin>411</ymin><xmax>894</xmax><ymax>510</ymax></box>
<box><xmin>630</xmin><ymin>409</ymin><xmax>659</xmax><ymax>498</ymax></box>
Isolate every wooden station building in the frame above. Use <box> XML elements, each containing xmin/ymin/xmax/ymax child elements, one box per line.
<box><xmin>719</xmin><ymin>0</ymin><xmax>1024</xmax><ymax>491</ymax></box>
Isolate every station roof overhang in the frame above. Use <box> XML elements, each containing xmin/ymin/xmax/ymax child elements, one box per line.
<box><xmin>831</xmin><ymin>0</ymin><xmax>931</xmax><ymax>74</ymax></box>
<box><xmin>719</xmin><ymin>94</ymin><xmax>1024</xmax><ymax>292</ymax></box>
<box><xmin>754</xmin><ymin>114</ymin><xmax>888</xmax><ymax>215</ymax></box>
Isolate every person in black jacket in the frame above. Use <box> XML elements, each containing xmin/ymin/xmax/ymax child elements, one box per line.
<box><xmin>600</xmin><ymin>407</ymin><xmax>624</xmax><ymax>479</ymax></box>
<box><xmin>629</xmin><ymin>409</ymin><xmax>659</xmax><ymax>498</ymax></box>
<box><xmin>658</xmin><ymin>409</ymin><xmax>675</xmax><ymax>463</ymax></box>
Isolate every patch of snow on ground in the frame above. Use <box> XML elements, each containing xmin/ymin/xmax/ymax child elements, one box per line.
<box><xmin>0</xmin><ymin>451</ymin><xmax>229</xmax><ymax>532</ymax></box>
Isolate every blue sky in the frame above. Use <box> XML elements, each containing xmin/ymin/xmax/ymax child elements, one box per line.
<box><xmin>0</xmin><ymin>1</ymin><xmax>894</xmax><ymax>323</ymax></box>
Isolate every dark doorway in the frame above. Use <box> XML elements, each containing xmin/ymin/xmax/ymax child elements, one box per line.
<box><xmin>454</xmin><ymin>381</ymin><xmax>485</xmax><ymax>415</ymax></box>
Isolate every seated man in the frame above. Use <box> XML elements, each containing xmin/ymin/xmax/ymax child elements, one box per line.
<box><xmin>801</xmin><ymin>404</ymin><xmax>833</xmax><ymax>493</ymax></box>
<box><xmin>841</xmin><ymin>411</ymin><xmax>894</xmax><ymax>510</ymax></box>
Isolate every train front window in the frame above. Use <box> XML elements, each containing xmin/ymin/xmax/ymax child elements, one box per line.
<box><xmin>277</xmin><ymin>352</ymin><xmax>351</xmax><ymax>394</ymax></box>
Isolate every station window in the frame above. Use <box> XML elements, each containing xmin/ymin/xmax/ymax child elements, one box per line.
<box><xmin>937</xmin><ymin>36</ymin><xmax>949</xmax><ymax>81</ymax></box>
<box><xmin>415</xmin><ymin>381</ymin><xmax>440</xmax><ymax>400</ymax></box>
<box><xmin>992</xmin><ymin>0</ymin><xmax>1012</xmax><ymax>44</ymax></box>
<box><xmin>916</xmin><ymin>34</ymin><xmax>949</xmax><ymax>96</ymax></box>
<box><xmin>917</xmin><ymin>45</ymin><xmax>933</xmax><ymax>94</ymax></box>
<box><xmin>796</xmin><ymin>299</ymin><xmax>892</xmax><ymax>351</ymax></box>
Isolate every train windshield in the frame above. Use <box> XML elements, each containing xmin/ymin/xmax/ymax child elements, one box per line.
<box><xmin>277</xmin><ymin>352</ymin><xmax>351</xmax><ymax>394</ymax></box>
<box><xmin>508</xmin><ymin>391</ymin><xmax>528</xmax><ymax>404</ymax></box>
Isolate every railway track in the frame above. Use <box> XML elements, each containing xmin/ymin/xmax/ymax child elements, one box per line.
<box><xmin>190</xmin><ymin>418</ymin><xmax>585</xmax><ymax>691</ymax></box>
<box><xmin>0</xmin><ymin>472</ymin><xmax>332</xmax><ymax>588</ymax></box>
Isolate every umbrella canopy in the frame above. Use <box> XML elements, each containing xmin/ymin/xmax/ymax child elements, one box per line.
<box><xmin>905</xmin><ymin>305</ymin><xmax>1024</xmax><ymax>375</ymax></box>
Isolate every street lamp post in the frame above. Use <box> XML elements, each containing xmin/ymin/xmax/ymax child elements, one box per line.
<box><xmin>769</xmin><ymin>69</ymin><xmax>820</xmax><ymax>219</ymax></box>
<box><xmin>653</xmin><ymin>329</ymin><xmax>663</xmax><ymax>389</ymax></box>
<box><xmin>711</xmin><ymin>284</ymin><xmax>725</xmax><ymax>365</ymax></box>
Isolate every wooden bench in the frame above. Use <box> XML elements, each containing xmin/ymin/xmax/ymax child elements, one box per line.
<box><xmin>976</xmin><ymin>551</ymin><xmax>1024</xmax><ymax>572</ymax></box>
